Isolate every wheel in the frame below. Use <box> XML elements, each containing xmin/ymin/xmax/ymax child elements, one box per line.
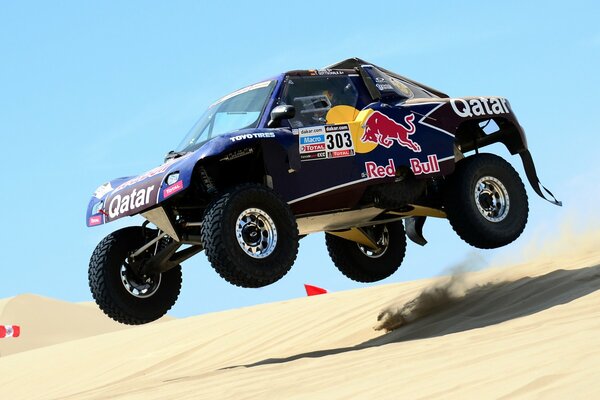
<box><xmin>201</xmin><ymin>183</ymin><xmax>299</xmax><ymax>288</ymax></box>
<box><xmin>325</xmin><ymin>221</ymin><xmax>407</xmax><ymax>283</ymax></box>
<box><xmin>444</xmin><ymin>153</ymin><xmax>528</xmax><ymax>249</ymax></box>
<box><xmin>89</xmin><ymin>226</ymin><xmax>182</xmax><ymax>325</ymax></box>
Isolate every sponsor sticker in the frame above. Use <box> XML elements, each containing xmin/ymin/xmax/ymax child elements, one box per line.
<box><xmin>88</xmin><ymin>215</ymin><xmax>103</xmax><ymax>226</ymax></box>
<box><xmin>450</xmin><ymin>97</ymin><xmax>509</xmax><ymax>118</ymax></box>
<box><xmin>300</xmin><ymin>151</ymin><xmax>327</xmax><ymax>161</ymax></box>
<box><xmin>364</xmin><ymin>159</ymin><xmax>396</xmax><ymax>178</ymax></box>
<box><xmin>360</xmin><ymin>111</ymin><xmax>421</xmax><ymax>152</ymax></box>
<box><xmin>93</xmin><ymin>182</ymin><xmax>113</xmax><ymax>199</ymax></box>
<box><xmin>220</xmin><ymin>147</ymin><xmax>255</xmax><ymax>161</ymax></box>
<box><xmin>300</xmin><ymin>134</ymin><xmax>325</xmax><ymax>145</ymax></box>
<box><xmin>108</xmin><ymin>185</ymin><xmax>155</xmax><ymax>219</ymax></box>
<box><xmin>301</xmin><ymin>143</ymin><xmax>326</xmax><ymax>152</ymax></box>
<box><xmin>212</xmin><ymin>81</ymin><xmax>272</xmax><ymax>106</ymax></box>
<box><xmin>410</xmin><ymin>154</ymin><xmax>440</xmax><ymax>175</ymax></box>
<box><xmin>230</xmin><ymin>132</ymin><xmax>275</xmax><ymax>142</ymax></box>
<box><xmin>113</xmin><ymin>164</ymin><xmax>170</xmax><ymax>193</ymax></box>
<box><xmin>163</xmin><ymin>180</ymin><xmax>184</xmax><ymax>198</ymax></box>
<box><xmin>308</xmin><ymin>69</ymin><xmax>345</xmax><ymax>76</ymax></box>
<box><xmin>376</xmin><ymin>83</ymin><xmax>394</xmax><ymax>91</ymax></box>
<box><xmin>329</xmin><ymin>149</ymin><xmax>354</xmax><ymax>158</ymax></box>
<box><xmin>299</xmin><ymin>123</ymin><xmax>355</xmax><ymax>161</ymax></box>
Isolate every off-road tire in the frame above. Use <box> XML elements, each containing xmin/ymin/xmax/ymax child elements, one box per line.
<box><xmin>325</xmin><ymin>221</ymin><xmax>407</xmax><ymax>283</ymax></box>
<box><xmin>201</xmin><ymin>184</ymin><xmax>299</xmax><ymax>288</ymax></box>
<box><xmin>89</xmin><ymin>226</ymin><xmax>182</xmax><ymax>325</ymax></box>
<box><xmin>444</xmin><ymin>153</ymin><xmax>528</xmax><ymax>249</ymax></box>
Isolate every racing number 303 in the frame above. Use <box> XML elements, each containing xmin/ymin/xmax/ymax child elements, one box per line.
<box><xmin>327</xmin><ymin>132</ymin><xmax>352</xmax><ymax>150</ymax></box>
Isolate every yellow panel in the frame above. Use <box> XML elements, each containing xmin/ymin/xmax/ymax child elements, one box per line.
<box><xmin>326</xmin><ymin>105</ymin><xmax>359</xmax><ymax>123</ymax></box>
<box><xmin>325</xmin><ymin>106</ymin><xmax>377</xmax><ymax>154</ymax></box>
<box><xmin>326</xmin><ymin>227</ymin><xmax>379</xmax><ymax>249</ymax></box>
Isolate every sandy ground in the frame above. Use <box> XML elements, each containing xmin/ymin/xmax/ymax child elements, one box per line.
<box><xmin>1</xmin><ymin>230</ymin><xmax>600</xmax><ymax>399</ymax></box>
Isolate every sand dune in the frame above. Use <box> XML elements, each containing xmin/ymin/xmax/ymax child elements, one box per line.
<box><xmin>1</xmin><ymin>230</ymin><xmax>600</xmax><ymax>399</ymax></box>
<box><xmin>0</xmin><ymin>294</ymin><xmax>131</xmax><ymax>356</ymax></box>
<box><xmin>0</xmin><ymin>295</ymin><xmax>171</xmax><ymax>357</ymax></box>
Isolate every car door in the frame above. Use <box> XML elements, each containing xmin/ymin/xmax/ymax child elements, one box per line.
<box><xmin>268</xmin><ymin>71</ymin><xmax>375</xmax><ymax>214</ymax></box>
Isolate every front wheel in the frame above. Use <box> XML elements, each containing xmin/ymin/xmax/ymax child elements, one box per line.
<box><xmin>325</xmin><ymin>221</ymin><xmax>407</xmax><ymax>283</ymax></box>
<box><xmin>444</xmin><ymin>153</ymin><xmax>528</xmax><ymax>249</ymax></box>
<box><xmin>201</xmin><ymin>184</ymin><xmax>299</xmax><ymax>288</ymax></box>
<box><xmin>88</xmin><ymin>226</ymin><xmax>182</xmax><ymax>325</ymax></box>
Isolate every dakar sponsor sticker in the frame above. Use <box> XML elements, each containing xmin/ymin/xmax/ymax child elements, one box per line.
<box><xmin>299</xmin><ymin>123</ymin><xmax>355</xmax><ymax>161</ymax></box>
<box><xmin>163</xmin><ymin>180</ymin><xmax>184</xmax><ymax>198</ymax></box>
<box><xmin>410</xmin><ymin>154</ymin><xmax>440</xmax><ymax>175</ymax></box>
<box><xmin>324</xmin><ymin>124</ymin><xmax>355</xmax><ymax>159</ymax></box>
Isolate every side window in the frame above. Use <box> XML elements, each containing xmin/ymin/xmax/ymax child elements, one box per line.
<box><xmin>281</xmin><ymin>75</ymin><xmax>359</xmax><ymax>128</ymax></box>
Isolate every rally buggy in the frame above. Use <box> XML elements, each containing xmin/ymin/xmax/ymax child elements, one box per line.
<box><xmin>86</xmin><ymin>58</ymin><xmax>561</xmax><ymax>324</ymax></box>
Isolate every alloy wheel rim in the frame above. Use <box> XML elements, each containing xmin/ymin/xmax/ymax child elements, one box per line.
<box><xmin>357</xmin><ymin>226</ymin><xmax>390</xmax><ymax>258</ymax></box>
<box><xmin>235</xmin><ymin>208</ymin><xmax>278</xmax><ymax>259</ymax></box>
<box><xmin>474</xmin><ymin>176</ymin><xmax>510</xmax><ymax>222</ymax></box>
<box><xmin>120</xmin><ymin>263</ymin><xmax>162</xmax><ymax>298</ymax></box>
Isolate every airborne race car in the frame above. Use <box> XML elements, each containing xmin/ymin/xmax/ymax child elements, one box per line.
<box><xmin>87</xmin><ymin>58</ymin><xmax>561</xmax><ymax>325</ymax></box>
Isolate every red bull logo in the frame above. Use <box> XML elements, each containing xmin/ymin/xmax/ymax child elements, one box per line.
<box><xmin>365</xmin><ymin>158</ymin><xmax>396</xmax><ymax>178</ymax></box>
<box><xmin>361</xmin><ymin>111</ymin><xmax>421</xmax><ymax>152</ymax></box>
<box><xmin>410</xmin><ymin>154</ymin><xmax>440</xmax><ymax>175</ymax></box>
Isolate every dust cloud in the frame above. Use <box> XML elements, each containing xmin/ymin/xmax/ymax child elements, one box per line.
<box><xmin>375</xmin><ymin>253</ymin><xmax>485</xmax><ymax>332</ymax></box>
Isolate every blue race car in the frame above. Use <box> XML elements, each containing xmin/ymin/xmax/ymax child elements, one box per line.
<box><xmin>87</xmin><ymin>58</ymin><xmax>560</xmax><ymax>324</ymax></box>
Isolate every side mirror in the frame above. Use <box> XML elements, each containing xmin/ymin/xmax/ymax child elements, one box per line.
<box><xmin>268</xmin><ymin>105</ymin><xmax>295</xmax><ymax>128</ymax></box>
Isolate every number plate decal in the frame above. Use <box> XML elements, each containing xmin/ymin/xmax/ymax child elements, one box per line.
<box><xmin>297</xmin><ymin>124</ymin><xmax>355</xmax><ymax>162</ymax></box>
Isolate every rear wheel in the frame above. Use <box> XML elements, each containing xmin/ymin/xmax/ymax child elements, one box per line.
<box><xmin>444</xmin><ymin>153</ymin><xmax>528</xmax><ymax>249</ymax></box>
<box><xmin>325</xmin><ymin>221</ymin><xmax>407</xmax><ymax>283</ymax></box>
<box><xmin>201</xmin><ymin>184</ymin><xmax>299</xmax><ymax>288</ymax></box>
<box><xmin>88</xmin><ymin>226</ymin><xmax>182</xmax><ymax>325</ymax></box>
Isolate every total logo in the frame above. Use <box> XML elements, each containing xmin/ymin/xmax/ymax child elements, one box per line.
<box><xmin>410</xmin><ymin>154</ymin><xmax>440</xmax><ymax>175</ymax></box>
<box><xmin>301</xmin><ymin>143</ymin><xmax>326</xmax><ymax>152</ymax></box>
<box><xmin>108</xmin><ymin>185</ymin><xmax>155</xmax><ymax>218</ymax></box>
<box><xmin>88</xmin><ymin>215</ymin><xmax>103</xmax><ymax>226</ymax></box>
<box><xmin>365</xmin><ymin>158</ymin><xmax>396</xmax><ymax>178</ymax></box>
<box><xmin>361</xmin><ymin>111</ymin><xmax>421</xmax><ymax>152</ymax></box>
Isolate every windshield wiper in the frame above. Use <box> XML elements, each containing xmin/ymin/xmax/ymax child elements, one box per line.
<box><xmin>164</xmin><ymin>150</ymin><xmax>189</xmax><ymax>162</ymax></box>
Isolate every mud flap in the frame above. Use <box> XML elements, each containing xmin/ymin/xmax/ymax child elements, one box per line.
<box><xmin>519</xmin><ymin>150</ymin><xmax>562</xmax><ymax>206</ymax></box>
<box><xmin>405</xmin><ymin>216</ymin><xmax>427</xmax><ymax>246</ymax></box>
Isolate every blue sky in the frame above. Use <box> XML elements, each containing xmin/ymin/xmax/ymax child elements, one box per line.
<box><xmin>1</xmin><ymin>1</ymin><xmax>599</xmax><ymax>317</ymax></box>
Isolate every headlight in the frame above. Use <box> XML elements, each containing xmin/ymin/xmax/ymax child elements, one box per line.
<box><xmin>92</xmin><ymin>200</ymin><xmax>104</xmax><ymax>215</ymax></box>
<box><xmin>166</xmin><ymin>172</ymin><xmax>180</xmax><ymax>186</ymax></box>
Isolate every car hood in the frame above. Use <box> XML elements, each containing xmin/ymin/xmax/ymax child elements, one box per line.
<box><xmin>86</xmin><ymin>128</ymin><xmax>290</xmax><ymax>227</ymax></box>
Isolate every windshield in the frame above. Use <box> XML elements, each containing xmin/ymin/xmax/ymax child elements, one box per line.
<box><xmin>176</xmin><ymin>80</ymin><xmax>276</xmax><ymax>152</ymax></box>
